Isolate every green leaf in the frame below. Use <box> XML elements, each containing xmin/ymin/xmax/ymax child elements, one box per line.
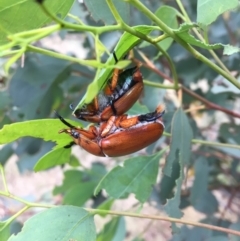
<box><xmin>84</xmin><ymin>0</ymin><xmax>130</xmax><ymax>25</ymax></box>
<box><xmin>206</xmin><ymin>237</ymin><xmax>229</xmax><ymax>241</ymax></box>
<box><xmin>159</xmin><ymin>158</ymin><xmax>180</xmax><ymax>204</ymax></box>
<box><xmin>0</xmin><ymin>221</ymin><xmax>10</xmax><ymax>241</ymax></box>
<box><xmin>229</xmin><ymin>221</ymin><xmax>240</xmax><ymax>241</ymax></box>
<box><xmin>95</xmin><ymin>150</ymin><xmax>166</xmax><ymax>203</ymax></box>
<box><xmin>97</xmin><ymin>217</ymin><xmax>125</xmax><ymax>241</ymax></box>
<box><xmin>0</xmin><ymin>119</ymin><xmax>81</xmax><ymax>147</ymax></box>
<box><xmin>8</xmin><ymin>206</ymin><xmax>96</xmax><ymax>241</ymax></box>
<box><xmin>164</xmin><ymin>108</ymin><xmax>193</xmax><ymax>177</ymax></box>
<box><xmin>126</xmin><ymin>102</ymin><xmax>149</xmax><ymax>115</ymax></box>
<box><xmin>173</xmin><ymin>23</ymin><xmax>240</xmax><ymax>55</ymax></box>
<box><xmin>190</xmin><ymin>157</ymin><xmax>218</xmax><ymax>214</ymax></box>
<box><xmin>163</xmin><ymin>108</ymin><xmax>193</xmax><ymax>232</ymax></box>
<box><xmin>97</xmin><ymin>199</ymin><xmax>114</xmax><ymax>217</ymax></box>
<box><xmin>73</xmin><ymin>25</ymin><xmax>157</xmax><ymax>111</ymax></box>
<box><xmin>53</xmin><ymin>170</ymin><xmax>84</xmax><ymax>195</ymax></box>
<box><xmin>0</xmin><ymin>0</ymin><xmax>75</xmax><ymax>44</ymax></box>
<box><xmin>164</xmin><ymin>153</ymin><xmax>183</xmax><ymax>233</ymax></box>
<box><xmin>0</xmin><ymin>91</ymin><xmax>11</xmax><ymax>111</ymax></box>
<box><xmin>34</xmin><ymin>147</ymin><xmax>71</xmax><ymax>171</ymax></box>
<box><xmin>63</xmin><ymin>182</ymin><xmax>97</xmax><ymax>206</ymax></box>
<box><xmin>9</xmin><ymin>55</ymin><xmax>71</xmax><ymax>120</ymax></box>
<box><xmin>197</xmin><ymin>0</ymin><xmax>238</xmax><ymax>26</ymax></box>
<box><xmin>155</xmin><ymin>6</ymin><xmax>179</xmax><ymax>53</ymax></box>
<box><xmin>68</xmin><ymin>154</ymin><xmax>80</xmax><ymax>167</ymax></box>
<box><xmin>0</xmin><ymin>144</ymin><xmax>13</xmax><ymax>166</ymax></box>
<box><xmin>53</xmin><ymin>165</ymin><xmax>106</xmax><ymax>206</ymax></box>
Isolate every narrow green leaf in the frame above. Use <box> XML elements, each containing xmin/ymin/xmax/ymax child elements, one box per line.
<box><xmin>163</xmin><ymin>108</ymin><xmax>193</xmax><ymax>232</ymax></box>
<box><xmin>0</xmin><ymin>0</ymin><xmax>75</xmax><ymax>44</ymax></box>
<box><xmin>34</xmin><ymin>147</ymin><xmax>71</xmax><ymax>171</ymax></box>
<box><xmin>197</xmin><ymin>0</ymin><xmax>238</xmax><ymax>26</ymax></box>
<box><xmin>53</xmin><ymin>170</ymin><xmax>84</xmax><ymax>195</ymax></box>
<box><xmin>173</xmin><ymin>23</ymin><xmax>240</xmax><ymax>55</ymax></box>
<box><xmin>0</xmin><ymin>119</ymin><xmax>81</xmax><ymax>148</ymax></box>
<box><xmin>73</xmin><ymin>25</ymin><xmax>157</xmax><ymax>111</ymax></box>
<box><xmin>97</xmin><ymin>217</ymin><xmax>125</xmax><ymax>241</ymax></box>
<box><xmin>95</xmin><ymin>150</ymin><xmax>166</xmax><ymax>203</ymax></box>
<box><xmin>8</xmin><ymin>206</ymin><xmax>96</xmax><ymax>241</ymax></box>
<box><xmin>164</xmin><ymin>108</ymin><xmax>193</xmax><ymax>177</ymax></box>
<box><xmin>164</xmin><ymin>153</ymin><xmax>183</xmax><ymax>233</ymax></box>
<box><xmin>190</xmin><ymin>157</ymin><xmax>209</xmax><ymax>204</ymax></box>
<box><xmin>159</xmin><ymin>158</ymin><xmax>180</xmax><ymax>203</ymax></box>
<box><xmin>190</xmin><ymin>157</ymin><xmax>218</xmax><ymax>214</ymax></box>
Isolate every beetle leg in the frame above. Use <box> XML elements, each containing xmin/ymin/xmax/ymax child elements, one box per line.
<box><xmin>138</xmin><ymin>104</ymin><xmax>165</xmax><ymax>122</ymax></box>
<box><xmin>111</xmin><ymin>104</ymin><xmax>165</xmax><ymax>129</ymax></box>
<box><xmin>100</xmin><ymin>115</ymin><xmax>130</xmax><ymax>137</ymax></box>
<box><xmin>132</xmin><ymin>67</ymin><xmax>142</xmax><ymax>83</ymax></box>
<box><xmin>119</xmin><ymin>116</ymin><xmax>139</xmax><ymax>129</ymax></box>
<box><xmin>64</xmin><ymin>141</ymin><xmax>75</xmax><ymax>149</ymax></box>
<box><xmin>106</xmin><ymin>52</ymin><xmax>124</xmax><ymax>94</ymax></box>
<box><xmin>109</xmin><ymin>97</ymin><xmax>117</xmax><ymax>115</ymax></box>
<box><xmin>100</xmin><ymin>116</ymin><xmax>117</xmax><ymax>137</ymax></box>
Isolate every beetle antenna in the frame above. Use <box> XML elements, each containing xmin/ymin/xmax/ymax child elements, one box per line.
<box><xmin>54</xmin><ymin>110</ymin><xmax>75</xmax><ymax>129</ymax></box>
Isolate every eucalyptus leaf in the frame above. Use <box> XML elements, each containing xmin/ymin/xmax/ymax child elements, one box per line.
<box><xmin>164</xmin><ymin>108</ymin><xmax>193</xmax><ymax>177</ymax></box>
<box><xmin>95</xmin><ymin>150</ymin><xmax>166</xmax><ymax>203</ymax></box>
<box><xmin>173</xmin><ymin>23</ymin><xmax>240</xmax><ymax>55</ymax></box>
<box><xmin>8</xmin><ymin>206</ymin><xmax>96</xmax><ymax>241</ymax></box>
<box><xmin>0</xmin><ymin>119</ymin><xmax>81</xmax><ymax>148</ymax></box>
<box><xmin>197</xmin><ymin>0</ymin><xmax>238</xmax><ymax>26</ymax></box>
<box><xmin>34</xmin><ymin>147</ymin><xmax>71</xmax><ymax>171</ymax></box>
<box><xmin>0</xmin><ymin>0</ymin><xmax>75</xmax><ymax>44</ymax></box>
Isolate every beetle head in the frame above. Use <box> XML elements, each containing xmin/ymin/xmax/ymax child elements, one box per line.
<box><xmin>55</xmin><ymin>111</ymin><xmax>80</xmax><ymax>139</ymax></box>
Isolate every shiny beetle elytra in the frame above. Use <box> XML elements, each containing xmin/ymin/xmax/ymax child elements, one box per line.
<box><xmin>73</xmin><ymin>53</ymin><xmax>143</xmax><ymax>123</ymax></box>
<box><xmin>57</xmin><ymin>104</ymin><xmax>165</xmax><ymax>157</ymax></box>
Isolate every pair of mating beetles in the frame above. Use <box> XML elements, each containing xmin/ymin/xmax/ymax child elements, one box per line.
<box><xmin>58</xmin><ymin>53</ymin><xmax>165</xmax><ymax>157</ymax></box>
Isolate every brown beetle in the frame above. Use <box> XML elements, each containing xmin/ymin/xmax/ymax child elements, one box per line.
<box><xmin>73</xmin><ymin>53</ymin><xmax>143</xmax><ymax>123</ymax></box>
<box><xmin>57</xmin><ymin>104</ymin><xmax>165</xmax><ymax>157</ymax></box>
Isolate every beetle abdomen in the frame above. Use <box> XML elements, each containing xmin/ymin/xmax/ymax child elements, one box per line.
<box><xmin>100</xmin><ymin>122</ymin><xmax>164</xmax><ymax>157</ymax></box>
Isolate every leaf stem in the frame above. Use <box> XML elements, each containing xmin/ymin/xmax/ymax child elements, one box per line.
<box><xmin>163</xmin><ymin>132</ymin><xmax>240</xmax><ymax>149</ymax></box>
<box><xmin>106</xmin><ymin>0</ymin><xmax>179</xmax><ymax>89</ymax></box>
<box><xmin>143</xmin><ymin>80</ymin><xmax>178</xmax><ymax>89</ymax></box>
<box><xmin>27</xmin><ymin>45</ymin><xmax>113</xmax><ymax>68</ymax></box>
<box><xmin>137</xmin><ymin>57</ymin><xmax>240</xmax><ymax>119</ymax></box>
<box><xmin>0</xmin><ymin>190</ymin><xmax>55</xmax><ymax>208</ymax></box>
<box><xmin>128</xmin><ymin>0</ymin><xmax>240</xmax><ymax>89</ymax></box>
<box><xmin>36</xmin><ymin>0</ymin><xmax>121</xmax><ymax>34</ymax></box>
<box><xmin>86</xmin><ymin>208</ymin><xmax>240</xmax><ymax>236</ymax></box>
